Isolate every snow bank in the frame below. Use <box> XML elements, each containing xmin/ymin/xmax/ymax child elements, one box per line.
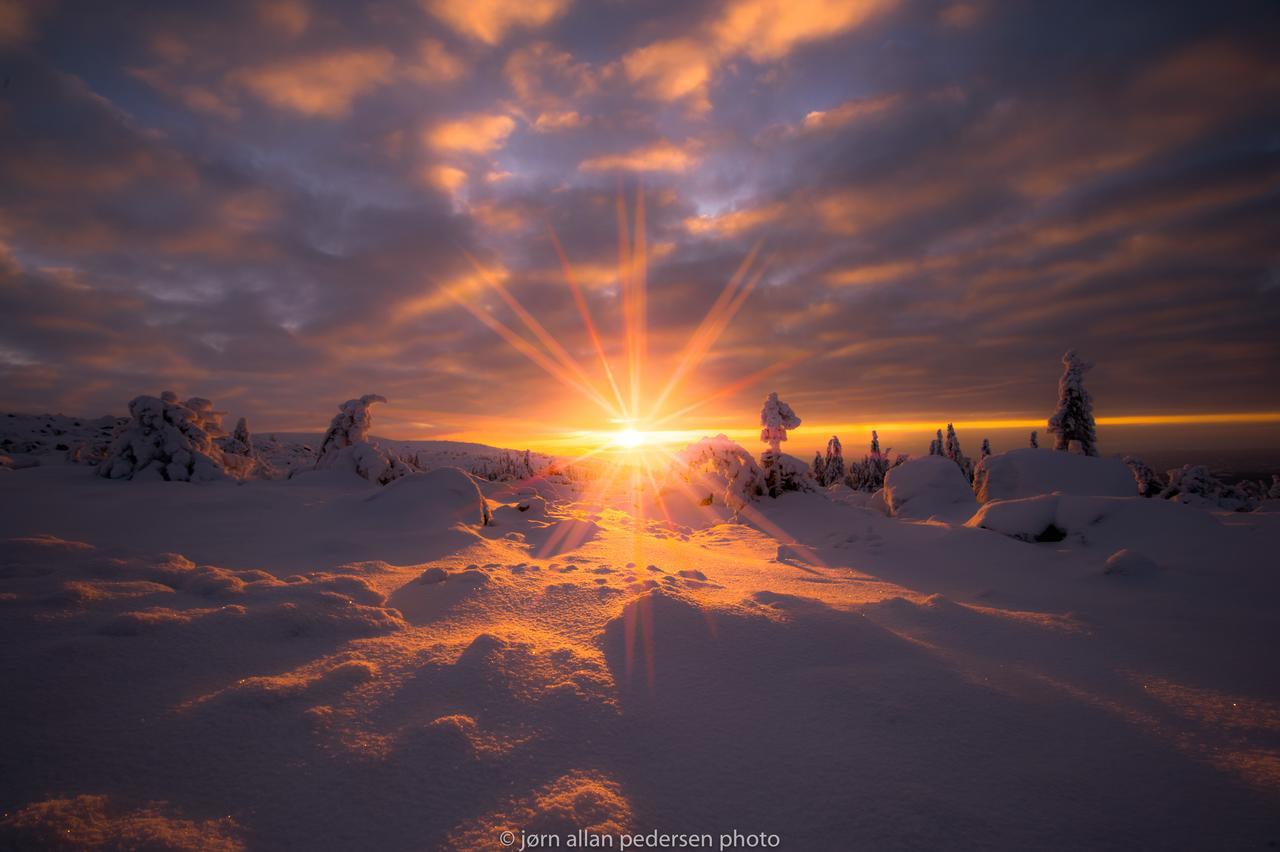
<box><xmin>314</xmin><ymin>394</ymin><xmax>413</xmax><ymax>484</ymax></box>
<box><xmin>883</xmin><ymin>455</ymin><xmax>978</xmax><ymax>521</ymax></box>
<box><xmin>972</xmin><ymin>448</ymin><xmax>1134</xmax><ymax>503</ymax></box>
<box><xmin>967</xmin><ymin>494</ymin><xmax>1222</xmax><ymax>551</ymax></box>
<box><xmin>359</xmin><ymin>467</ymin><xmax>492</xmax><ymax>529</ymax></box>
<box><xmin>98</xmin><ymin>392</ymin><xmax>232</xmax><ymax>482</ymax></box>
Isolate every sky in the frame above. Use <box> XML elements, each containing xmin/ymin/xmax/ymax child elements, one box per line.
<box><xmin>1</xmin><ymin>0</ymin><xmax>1278</xmax><ymax>457</ymax></box>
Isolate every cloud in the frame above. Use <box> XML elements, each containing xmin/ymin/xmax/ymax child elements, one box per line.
<box><xmin>425</xmin><ymin>114</ymin><xmax>516</xmax><ymax>153</ymax></box>
<box><xmin>257</xmin><ymin>0</ymin><xmax>310</xmax><ymax>37</ymax></box>
<box><xmin>579</xmin><ymin>141</ymin><xmax>697</xmax><ymax>173</ymax></box>
<box><xmin>801</xmin><ymin>94</ymin><xmax>899</xmax><ymax>132</ymax></box>
<box><xmin>532</xmin><ymin>110</ymin><xmax>585</xmax><ymax>132</ymax></box>
<box><xmin>406</xmin><ymin>38</ymin><xmax>468</xmax><ymax>84</ymax></box>
<box><xmin>234</xmin><ymin>48</ymin><xmax>395</xmax><ymax>117</ymax></box>
<box><xmin>504</xmin><ymin>42</ymin><xmax>597</xmax><ymax>111</ymax></box>
<box><xmin>424</xmin><ymin>0</ymin><xmax>571</xmax><ymax>45</ymax></box>
<box><xmin>713</xmin><ymin>0</ymin><xmax>895</xmax><ymax>61</ymax></box>
<box><xmin>622</xmin><ymin>38</ymin><xmax>714</xmax><ymax>112</ymax></box>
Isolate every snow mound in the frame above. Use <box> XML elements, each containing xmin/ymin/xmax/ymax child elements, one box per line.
<box><xmin>98</xmin><ymin>392</ymin><xmax>234</xmax><ymax>482</ymax></box>
<box><xmin>972</xmin><ymin>448</ymin><xmax>1134</xmax><ymax>503</ymax></box>
<box><xmin>314</xmin><ymin>394</ymin><xmax>414</xmax><ymax>485</ymax></box>
<box><xmin>0</xmin><ymin>794</ymin><xmax>244</xmax><ymax>851</ymax></box>
<box><xmin>360</xmin><ymin>467</ymin><xmax>492</xmax><ymax>529</ymax></box>
<box><xmin>883</xmin><ymin>455</ymin><xmax>978</xmax><ymax>522</ymax></box>
<box><xmin>967</xmin><ymin>494</ymin><xmax>1223</xmax><ymax>551</ymax></box>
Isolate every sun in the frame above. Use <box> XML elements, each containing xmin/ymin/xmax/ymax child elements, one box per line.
<box><xmin>613</xmin><ymin>427</ymin><xmax>647</xmax><ymax>449</ymax></box>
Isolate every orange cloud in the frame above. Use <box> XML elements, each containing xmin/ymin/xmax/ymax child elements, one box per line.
<box><xmin>714</xmin><ymin>0</ymin><xmax>895</xmax><ymax>61</ymax></box>
<box><xmin>622</xmin><ymin>38</ymin><xmax>714</xmax><ymax>112</ymax></box>
<box><xmin>802</xmin><ymin>94</ymin><xmax>899</xmax><ymax>131</ymax></box>
<box><xmin>407</xmin><ymin>38</ymin><xmax>468</xmax><ymax>84</ymax></box>
<box><xmin>234</xmin><ymin>48</ymin><xmax>395</xmax><ymax>117</ymax></box>
<box><xmin>684</xmin><ymin>202</ymin><xmax>786</xmax><ymax>236</ymax></box>
<box><xmin>424</xmin><ymin>0</ymin><xmax>571</xmax><ymax>45</ymax></box>
<box><xmin>130</xmin><ymin>67</ymin><xmax>241</xmax><ymax>120</ymax></box>
<box><xmin>257</xmin><ymin>0</ymin><xmax>309</xmax><ymax>37</ymax></box>
<box><xmin>579</xmin><ymin>141</ymin><xmax>697</xmax><ymax>173</ymax></box>
<box><xmin>423</xmin><ymin>164</ymin><xmax>468</xmax><ymax>194</ymax></box>
<box><xmin>504</xmin><ymin>42</ymin><xmax>597</xmax><ymax>112</ymax></box>
<box><xmin>425</xmin><ymin>114</ymin><xmax>516</xmax><ymax>153</ymax></box>
<box><xmin>532</xmin><ymin>110</ymin><xmax>584</xmax><ymax>132</ymax></box>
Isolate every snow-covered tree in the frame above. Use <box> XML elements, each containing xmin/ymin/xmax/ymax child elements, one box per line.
<box><xmin>1270</xmin><ymin>474</ymin><xmax>1280</xmax><ymax>500</ymax></box>
<box><xmin>944</xmin><ymin>423</ymin><xmax>974</xmax><ymax>481</ymax></box>
<box><xmin>1047</xmin><ymin>350</ymin><xmax>1099</xmax><ymax>456</ymax></box>
<box><xmin>759</xmin><ymin>392</ymin><xmax>801</xmax><ymax>458</ymax></box>
<box><xmin>821</xmin><ymin>435</ymin><xmax>844</xmax><ymax>486</ymax></box>
<box><xmin>315</xmin><ymin>394</ymin><xmax>414</xmax><ymax>485</ymax></box>
<box><xmin>99</xmin><ymin>392</ymin><xmax>231</xmax><ymax>482</ymax></box>
<box><xmin>218</xmin><ymin>416</ymin><xmax>265</xmax><ymax>478</ymax></box>
<box><xmin>811</xmin><ymin>451</ymin><xmax>826</xmax><ymax>485</ymax></box>
<box><xmin>1123</xmin><ymin>455</ymin><xmax>1162</xmax><ymax>498</ymax></box>
<box><xmin>929</xmin><ymin>428</ymin><xmax>944</xmax><ymax>456</ymax></box>
<box><xmin>1029</xmin><ymin>430</ymin><xmax>1039</xmax><ymax>449</ymax></box>
<box><xmin>758</xmin><ymin>392</ymin><xmax>805</xmax><ymax>495</ymax></box>
<box><xmin>846</xmin><ymin>431</ymin><xmax>906</xmax><ymax>492</ymax></box>
<box><xmin>980</xmin><ymin>438</ymin><xmax>992</xmax><ymax>459</ymax></box>
<box><xmin>671</xmin><ymin>434</ymin><xmax>766</xmax><ymax>511</ymax></box>
<box><xmin>1161</xmin><ymin>464</ymin><xmax>1258</xmax><ymax>511</ymax></box>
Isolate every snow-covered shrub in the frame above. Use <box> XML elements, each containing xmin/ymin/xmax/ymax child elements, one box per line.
<box><xmin>1047</xmin><ymin>349</ymin><xmax>1099</xmax><ymax>456</ymax></box>
<box><xmin>98</xmin><ymin>393</ymin><xmax>231</xmax><ymax>482</ymax></box>
<box><xmin>972</xmin><ymin>447</ymin><xmax>1133</xmax><ymax>503</ymax></box>
<box><xmin>1123</xmin><ymin>455</ymin><xmax>1163</xmax><ymax>498</ymax></box>
<box><xmin>883</xmin><ymin>455</ymin><xmax>978</xmax><ymax>522</ymax></box>
<box><xmin>670</xmin><ymin>434</ymin><xmax>766</xmax><ymax>511</ymax></box>
<box><xmin>765</xmin><ymin>453</ymin><xmax>814</xmax><ymax>497</ymax></box>
<box><xmin>1160</xmin><ymin>465</ymin><xmax>1258</xmax><ymax>512</ymax></box>
<box><xmin>468</xmin><ymin>449</ymin><xmax>538</xmax><ymax>481</ymax></box>
<box><xmin>1270</xmin><ymin>475</ymin><xmax>1280</xmax><ymax>500</ymax></box>
<box><xmin>314</xmin><ymin>394</ymin><xmax>415</xmax><ymax>485</ymax></box>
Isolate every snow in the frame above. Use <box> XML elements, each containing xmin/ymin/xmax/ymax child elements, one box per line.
<box><xmin>2</xmin><ymin>430</ymin><xmax>1279</xmax><ymax>849</ymax></box>
<box><xmin>882</xmin><ymin>455</ymin><xmax>979</xmax><ymax>521</ymax></box>
<box><xmin>973</xmin><ymin>447</ymin><xmax>1136</xmax><ymax>503</ymax></box>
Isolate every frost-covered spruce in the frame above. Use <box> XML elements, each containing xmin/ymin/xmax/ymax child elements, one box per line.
<box><xmin>822</xmin><ymin>435</ymin><xmax>844</xmax><ymax>486</ymax></box>
<box><xmin>1030</xmin><ymin>430</ymin><xmax>1039</xmax><ymax>449</ymax></box>
<box><xmin>315</xmin><ymin>394</ymin><xmax>414</xmax><ymax>485</ymax></box>
<box><xmin>1047</xmin><ymin>350</ymin><xmax>1099</xmax><ymax>456</ymax></box>
<box><xmin>98</xmin><ymin>393</ymin><xmax>230</xmax><ymax>482</ymax></box>
<box><xmin>218</xmin><ymin>417</ymin><xmax>265</xmax><ymax>479</ymax></box>
<box><xmin>944</xmin><ymin>423</ymin><xmax>974</xmax><ymax>481</ymax></box>
<box><xmin>811</xmin><ymin>451</ymin><xmax>827</xmax><ymax>485</ymax></box>
<box><xmin>1123</xmin><ymin>455</ymin><xmax>1163</xmax><ymax>498</ymax></box>
<box><xmin>929</xmin><ymin>429</ymin><xmax>944</xmax><ymax>456</ymax></box>
<box><xmin>981</xmin><ymin>438</ymin><xmax>992</xmax><ymax>459</ymax></box>
<box><xmin>759</xmin><ymin>392</ymin><xmax>801</xmax><ymax>459</ymax></box>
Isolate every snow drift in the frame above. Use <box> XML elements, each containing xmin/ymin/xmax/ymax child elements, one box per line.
<box><xmin>883</xmin><ymin>455</ymin><xmax>978</xmax><ymax>521</ymax></box>
<box><xmin>359</xmin><ymin>467</ymin><xmax>492</xmax><ymax>529</ymax></box>
<box><xmin>972</xmin><ymin>448</ymin><xmax>1134</xmax><ymax>503</ymax></box>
